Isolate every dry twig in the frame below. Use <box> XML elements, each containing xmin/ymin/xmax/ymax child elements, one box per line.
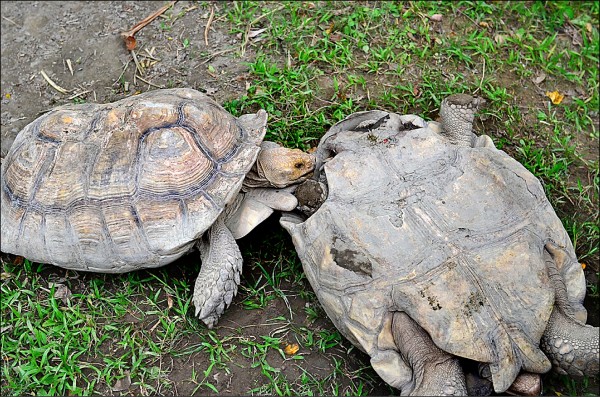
<box><xmin>198</xmin><ymin>48</ymin><xmax>236</xmax><ymax>66</ymax></box>
<box><xmin>40</xmin><ymin>70</ymin><xmax>69</xmax><ymax>94</ymax></box>
<box><xmin>131</xmin><ymin>50</ymin><xmax>144</xmax><ymax>76</ymax></box>
<box><xmin>204</xmin><ymin>6</ymin><xmax>215</xmax><ymax>46</ymax></box>
<box><xmin>2</xmin><ymin>15</ymin><xmax>21</xmax><ymax>28</ymax></box>
<box><xmin>121</xmin><ymin>1</ymin><xmax>177</xmax><ymax>50</ymax></box>
<box><xmin>66</xmin><ymin>59</ymin><xmax>74</xmax><ymax>76</ymax></box>
<box><xmin>136</xmin><ymin>75</ymin><xmax>164</xmax><ymax>89</ymax></box>
<box><xmin>68</xmin><ymin>91</ymin><xmax>90</xmax><ymax>100</ymax></box>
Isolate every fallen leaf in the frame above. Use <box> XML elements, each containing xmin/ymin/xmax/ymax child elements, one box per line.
<box><xmin>532</xmin><ymin>72</ymin><xmax>546</xmax><ymax>85</ymax></box>
<box><xmin>4</xmin><ymin>93</ymin><xmax>11</xmax><ymax>99</ymax></box>
<box><xmin>112</xmin><ymin>373</ymin><xmax>131</xmax><ymax>392</ymax></box>
<box><xmin>545</xmin><ymin>90</ymin><xmax>564</xmax><ymax>105</ymax></box>
<box><xmin>0</xmin><ymin>272</ymin><xmax>12</xmax><ymax>281</ymax></box>
<box><xmin>325</xmin><ymin>21</ymin><xmax>335</xmax><ymax>35</ymax></box>
<box><xmin>429</xmin><ymin>14</ymin><xmax>443</xmax><ymax>22</ymax></box>
<box><xmin>124</xmin><ymin>35</ymin><xmax>137</xmax><ymax>51</ymax></box>
<box><xmin>49</xmin><ymin>283</ymin><xmax>73</xmax><ymax>304</ymax></box>
<box><xmin>329</xmin><ymin>32</ymin><xmax>342</xmax><ymax>42</ymax></box>
<box><xmin>479</xmin><ymin>21</ymin><xmax>489</xmax><ymax>28</ymax></box>
<box><xmin>586</xmin><ymin>22</ymin><xmax>592</xmax><ymax>33</ymax></box>
<box><xmin>13</xmin><ymin>256</ymin><xmax>24</xmax><ymax>266</ymax></box>
<box><xmin>581</xmin><ymin>263</ymin><xmax>586</xmax><ymax>270</ymax></box>
<box><xmin>167</xmin><ymin>294</ymin><xmax>173</xmax><ymax>309</ymax></box>
<box><xmin>284</xmin><ymin>343</ymin><xmax>300</xmax><ymax>355</ymax></box>
<box><xmin>494</xmin><ymin>34</ymin><xmax>507</xmax><ymax>45</ymax></box>
<box><xmin>248</xmin><ymin>28</ymin><xmax>267</xmax><ymax>39</ymax></box>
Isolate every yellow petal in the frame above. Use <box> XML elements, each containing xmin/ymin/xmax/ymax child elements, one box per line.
<box><xmin>545</xmin><ymin>90</ymin><xmax>564</xmax><ymax>105</ymax></box>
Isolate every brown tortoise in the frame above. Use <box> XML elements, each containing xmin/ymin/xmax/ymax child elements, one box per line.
<box><xmin>1</xmin><ymin>88</ymin><xmax>314</xmax><ymax>328</ymax></box>
<box><xmin>282</xmin><ymin>94</ymin><xmax>599</xmax><ymax>395</ymax></box>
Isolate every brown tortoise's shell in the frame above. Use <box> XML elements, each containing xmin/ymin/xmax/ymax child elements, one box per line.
<box><xmin>1</xmin><ymin>88</ymin><xmax>267</xmax><ymax>272</ymax></box>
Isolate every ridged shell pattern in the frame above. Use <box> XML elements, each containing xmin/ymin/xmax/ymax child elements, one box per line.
<box><xmin>1</xmin><ymin>88</ymin><xmax>264</xmax><ymax>272</ymax></box>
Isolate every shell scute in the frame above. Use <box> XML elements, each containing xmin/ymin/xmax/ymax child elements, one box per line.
<box><xmin>88</xmin><ymin>127</ymin><xmax>138</xmax><ymax>200</ymax></box>
<box><xmin>181</xmin><ymin>102</ymin><xmax>241</xmax><ymax>161</ymax></box>
<box><xmin>137</xmin><ymin>125</ymin><xmax>213</xmax><ymax>197</ymax></box>
<box><xmin>35</xmin><ymin>141</ymin><xmax>92</xmax><ymax>207</ymax></box>
<box><xmin>3</xmin><ymin>138</ymin><xmax>48</xmax><ymax>203</ymax></box>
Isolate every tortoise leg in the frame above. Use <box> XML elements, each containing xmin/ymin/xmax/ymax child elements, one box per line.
<box><xmin>541</xmin><ymin>241</ymin><xmax>599</xmax><ymax>377</ymax></box>
<box><xmin>477</xmin><ymin>364</ymin><xmax>541</xmax><ymax>396</ymax></box>
<box><xmin>392</xmin><ymin>311</ymin><xmax>467</xmax><ymax>396</ymax></box>
<box><xmin>193</xmin><ymin>214</ymin><xmax>242</xmax><ymax>328</ymax></box>
<box><xmin>439</xmin><ymin>94</ymin><xmax>484</xmax><ymax>147</ymax></box>
<box><xmin>225</xmin><ymin>188</ymin><xmax>298</xmax><ymax>239</ymax></box>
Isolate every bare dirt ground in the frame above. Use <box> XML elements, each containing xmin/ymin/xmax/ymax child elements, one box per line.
<box><xmin>1</xmin><ymin>1</ymin><xmax>254</xmax><ymax>156</ymax></box>
<box><xmin>1</xmin><ymin>1</ymin><xmax>598</xmax><ymax>396</ymax></box>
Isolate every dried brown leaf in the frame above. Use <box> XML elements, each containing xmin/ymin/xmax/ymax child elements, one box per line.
<box><xmin>248</xmin><ymin>28</ymin><xmax>267</xmax><ymax>39</ymax></box>
<box><xmin>124</xmin><ymin>36</ymin><xmax>137</xmax><ymax>51</ymax></box>
<box><xmin>112</xmin><ymin>373</ymin><xmax>131</xmax><ymax>392</ymax></box>
<box><xmin>52</xmin><ymin>284</ymin><xmax>73</xmax><ymax>304</ymax></box>
<box><xmin>532</xmin><ymin>73</ymin><xmax>546</xmax><ymax>85</ymax></box>
<box><xmin>494</xmin><ymin>34</ymin><xmax>507</xmax><ymax>45</ymax></box>
<box><xmin>329</xmin><ymin>32</ymin><xmax>342</xmax><ymax>42</ymax></box>
<box><xmin>429</xmin><ymin>14</ymin><xmax>443</xmax><ymax>22</ymax></box>
<box><xmin>0</xmin><ymin>272</ymin><xmax>12</xmax><ymax>281</ymax></box>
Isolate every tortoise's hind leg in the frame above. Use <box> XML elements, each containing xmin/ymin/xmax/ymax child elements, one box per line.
<box><xmin>193</xmin><ymin>215</ymin><xmax>242</xmax><ymax>329</ymax></box>
<box><xmin>392</xmin><ymin>311</ymin><xmax>467</xmax><ymax>396</ymax></box>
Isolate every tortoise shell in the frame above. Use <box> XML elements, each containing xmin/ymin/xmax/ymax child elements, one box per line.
<box><xmin>283</xmin><ymin>112</ymin><xmax>587</xmax><ymax>389</ymax></box>
<box><xmin>1</xmin><ymin>88</ymin><xmax>267</xmax><ymax>272</ymax></box>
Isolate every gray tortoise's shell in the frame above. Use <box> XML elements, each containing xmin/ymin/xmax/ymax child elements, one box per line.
<box><xmin>284</xmin><ymin>112</ymin><xmax>587</xmax><ymax>383</ymax></box>
<box><xmin>1</xmin><ymin>88</ymin><xmax>266</xmax><ymax>272</ymax></box>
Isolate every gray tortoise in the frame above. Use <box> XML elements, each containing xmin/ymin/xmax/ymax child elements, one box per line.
<box><xmin>0</xmin><ymin>88</ymin><xmax>314</xmax><ymax>328</ymax></box>
<box><xmin>281</xmin><ymin>94</ymin><xmax>599</xmax><ymax>395</ymax></box>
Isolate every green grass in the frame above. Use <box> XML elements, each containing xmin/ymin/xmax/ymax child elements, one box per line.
<box><xmin>2</xmin><ymin>1</ymin><xmax>599</xmax><ymax>396</ymax></box>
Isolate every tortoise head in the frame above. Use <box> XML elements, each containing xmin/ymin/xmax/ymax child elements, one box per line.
<box><xmin>247</xmin><ymin>142</ymin><xmax>315</xmax><ymax>189</ymax></box>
